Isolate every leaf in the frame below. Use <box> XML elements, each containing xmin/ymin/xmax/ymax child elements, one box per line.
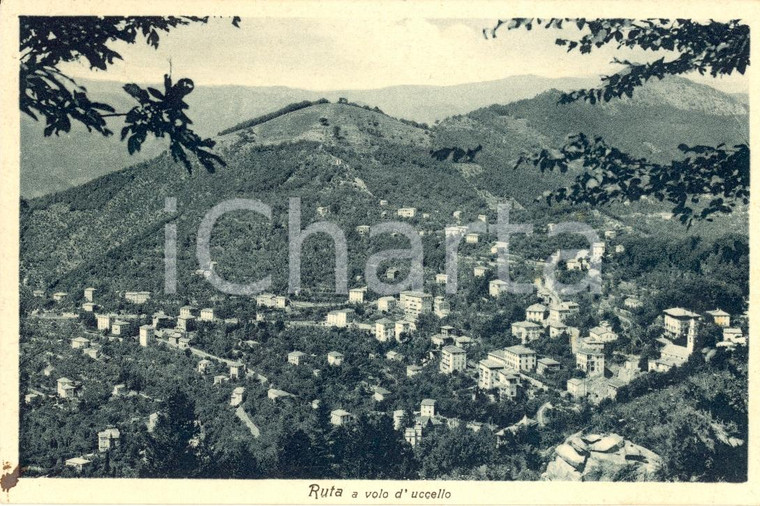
<box><xmin>123</xmin><ymin>83</ymin><xmax>149</xmax><ymax>103</ymax></box>
<box><xmin>127</xmin><ymin>134</ymin><xmax>141</xmax><ymax>154</ymax></box>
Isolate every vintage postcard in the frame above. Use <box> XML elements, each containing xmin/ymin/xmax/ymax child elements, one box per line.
<box><xmin>1</xmin><ymin>0</ymin><xmax>758</xmax><ymax>504</ymax></box>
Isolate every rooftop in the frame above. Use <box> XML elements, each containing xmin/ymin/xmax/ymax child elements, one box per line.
<box><xmin>577</xmin><ymin>347</ymin><xmax>605</xmax><ymax>356</ymax></box>
<box><xmin>513</xmin><ymin>321</ymin><xmax>540</xmax><ymax>328</ymax></box>
<box><xmin>328</xmin><ymin>308</ymin><xmax>355</xmax><ymax>315</ymax></box>
<box><xmin>479</xmin><ymin>358</ymin><xmax>505</xmax><ymax>369</ymax></box>
<box><xmin>505</xmin><ymin>345</ymin><xmax>536</xmax><ymax>355</ymax></box>
<box><xmin>664</xmin><ymin>307</ymin><xmax>700</xmax><ymax>318</ymax></box>
<box><xmin>442</xmin><ymin>345</ymin><xmax>465</xmax><ymax>354</ymax></box>
<box><xmin>400</xmin><ymin>291</ymin><xmax>431</xmax><ymax>298</ymax></box>
<box><xmin>66</xmin><ymin>457</ymin><xmax>91</xmax><ymax>465</ymax></box>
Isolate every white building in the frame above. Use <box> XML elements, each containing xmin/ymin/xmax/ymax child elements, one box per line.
<box><xmin>229</xmin><ymin>362</ymin><xmax>246</xmax><ymax>380</ymax></box>
<box><xmin>511</xmin><ymin>321</ymin><xmax>542</xmax><ymax>344</ymax></box>
<box><xmin>465</xmin><ymin>233</ymin><xmax>480</xmax><ymax>244</ymax></box>
<box><xmin>589</xmin><ymin>325</ymin><xmax>617</xmax><ymax>342</ymax></box>
<box><xmin>71</xmin><ymin>337</ymin><xmax>90</xmax><ymax>349</ymax></box>
<box><xmin>375</xmin><ymin>318</ymin><xmax>394</xmax><ymax>342</ymax></box>
<box><xmin>496</xmin><ymin>370</ymin><xmax>521</xmax><ymax>400</ymax></box>
<box><xmin>490</xmin><ymin>346</ymin><xmax>537</xmax><ymax>372</ymax></box>
<box><xmin>327</xmin><ymin>351</ymin><xmax>344</xmax><ymax>366</ymax></box>
<box><xmin>199</xmin><ymin>308</ymin><xmax>215</xmax><ymax>322</ymax></box>
<box><xmin>98</xmin><ymin>428</ymin><xmax>121</xmax><ymax>452</ymax></box>
<box><xmin>399</xmin><ymin>291</ymin><xmax>433</xmax><ymax>320</ymax></box>
<box><xmin>440</xmin><ymin>345</ymin><xmax>466</xmax><ymax>374</ymax></box>
<box><xmin>434</xmin><ymin>296</ymin><xmax>451</xmax><ymax>318</ymax></box>
<box><xmin>473</xmin><ymin>265</ymin><xmax>487</xmax><ymax>278</ymax></box>
<box><xmin>288</xmin><ymin>351</ymin><xmax>306</xmax><ymax>366</ymax></box>
<box><xmin>489</xmin><ymin>279</ymin><xmax>509</xmax><ymax>298</ymax></box>
<box><xmin>705</xmin><ymin>308</ymin><xmax>731</xmax><ymax>327</ymax></box>
<box><xmin>84</xmin><ymin>287</ymin><xmax>96</xmax><ymax>302</ymax></box>
<box><xmin>420</xmin><ymin>399</ymin><xmax>436</xmax><ymax>418</ymax></box>
<box><xmin>176</xmin><ymin>315</ymin><xmax>195</xmax><ymax>332</ymax></box>
<box><xmin>397</xmin><ymin>207</ymin><xmax>417</xmax><ymax>218</ymax></box>
<box><xmin>96</xmin><ymin>314</ymin><xmax>113</xmax><ymax>331</ymax></box>
<box><xmin>230</xmin><ymin>387</ymin><xmax>245</xmax><ymax>407</ymax></box>
<box><xmin>65</xmin><ymin>457</ymin><xmax>91</xmax><ymax>472</ymax></box>
<box><xmin>139</xmin><ymin>325</ymin><xmax>154</xmax><ymax>347</ymax></box>
<box><xmin>394</xmin><ymin>319</ymin><xmax>416</xmax><ymax>341</ymax></box>
<box><xmin>256</xmin><ymin>293</ymin><xmax>289</xmax><ymax>309</ymax></box>
<box><xmin>491</xmin><ymin>241</ymin><xmax>508</xmax><ymax>255</ymax></box>
<box><xmin>591</xmin><ymin>241</ymin><xmax>606</xmax><ymax>260</ymax></box>
<box><xmin>576</xmin><ymin>348</ymin><xmax>605</xmax><ymax>376</ymax></box>
<box><xmin>330</xmin><ymin>409</ymin><xmax>353</xmax><ymax>426</ymax></box>
<box><xmin>124</xmin><ymin>291</ymin><xmax>151</xmax><ymax>304</ymax></box>
<box><xmin>406</xmin><ymin>365</ymin><xmax>422</xmax><ymax>377</ymax></box>
<box><xmin>376</xmin><ymin>296</ymin><xmax>396</xmax><ymax>312</ymax></box>
<box><xmin>536</xmin><ymin>357</ymin><xmax>561</xmax><ymax>375</ymax></box>
<box><xmin>197</xmin><ymin>359</ymin><xmax>211</xmax><ymax>374</ymax></box>
<box><xmin>567</xmin><ymin>378</ymin><xmax>587</xmax><ymax>399</ymax></box>
<box><xmin>548</xmin><ymin>321</ymin><xmax>568</xmax><ymax>338</ymax></box>
<box><xmin>178</xmin><ymin>306</ymin><xmax>196</xmax><ymax>319</ymax></box>
<box><xmin>549</xmin><ymin>301</ymin><xmax>579</xmax><ymax>323</ymax></box>
<box><xmin>326</xmin><ymin>309</ymin><xmax>354</xmax><ymax>328</ymax></box>
<box><xmin>57</xmin><ymin>377</ymin><xmax>79</xmax><ymax>399</ymax></box>
<box><xmin>111</xmin><ymin>320</ymin><xmax>133</xmax><ymax>336</ymax></box>
<box><xmin>525</xmin><ymin>303</ymin><xmax>547</xmax><ymax>324</ymax></box>
<box><xmin>663</xmin><ymin>308</ymin><xmax>700</xmax><ymax>338</ymax></box>
<box><xmin>478</xmin><ymin>359</ymin><xmax>504</xmax><ymax>389</ymax></box>
<box><xmin>348</xmin><ymin>287</ymin><xmax>367</xmax><ymax>304</ymax></box>
<box><xmin>444</xmin><ymin>225</ymin><xmax>468</xmax><ymax>238</ymax></box>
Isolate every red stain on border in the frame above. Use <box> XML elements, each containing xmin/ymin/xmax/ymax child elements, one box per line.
<box><xmin>1</xmin><ymin>462</ymin><xmax>21</xmax><ymax>493</ymax></box>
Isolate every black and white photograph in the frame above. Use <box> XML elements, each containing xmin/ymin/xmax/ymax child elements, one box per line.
<box><xmin>1</xmin><ymin>1</ymin><xmax>757</xmax><ymax>503</ymax></box>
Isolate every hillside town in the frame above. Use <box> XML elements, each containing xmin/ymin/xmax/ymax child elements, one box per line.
<box><xmin>14</xmin><ymin>13</ymin><xmax>751</xmax><ymax>485</ymax></box>
<box><xmin>20</xmin><ymin>208</ymin><xmax>749</xmax><ymax>478</ymax></box>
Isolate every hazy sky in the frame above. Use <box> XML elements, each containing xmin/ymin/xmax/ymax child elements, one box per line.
<box><xmin>61</xmin><ymin>17</ymin><xmax>749</xmax><ymax>93</ymax></box>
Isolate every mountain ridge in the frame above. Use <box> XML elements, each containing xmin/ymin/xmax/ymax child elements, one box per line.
<box><xmin>16</xmin><ymin>74</ymin><xmax>624</xmax><ymax>198</ymax></box>
<box><xmin>20</xmin><ymin>75</ymin><xmax>748</xmax><ymax>294</ymax></box>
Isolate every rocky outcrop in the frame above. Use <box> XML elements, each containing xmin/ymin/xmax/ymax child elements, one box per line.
<box><xmin>543</xmin><ymin>432</ymin><xmax>662</xmax><ymax>481</ymax></box>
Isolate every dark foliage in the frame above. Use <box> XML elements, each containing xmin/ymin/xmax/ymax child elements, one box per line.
<box><xmin>488</xmin><ymin>18</ymin><xmax>749</xmax><ymax>224</ymax></box>
<box><xmin>20</xmin><ymin>16</ymin><xmax>235</xmax><ymax>173</ymax></box>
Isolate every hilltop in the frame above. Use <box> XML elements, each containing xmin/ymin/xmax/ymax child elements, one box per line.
<box><xmin>20</xmin><ymin>74</ymin><xmax>739</xmax><ymax>198</ymax></box>
<box><xmin>21</xmin><ymin>76</ymin><xmax>749</xmax><ymax>292</ymax></box>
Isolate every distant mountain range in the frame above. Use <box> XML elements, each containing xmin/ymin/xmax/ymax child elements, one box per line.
<box><xmin>20</xmin><ymin>74</ymin><xmax>607</xmax><ymax>197</ymax></box>
<box><xmin>21</xmin><ymin>75</ymin><xmax>748</xmax><ymax>292</ymax></box>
